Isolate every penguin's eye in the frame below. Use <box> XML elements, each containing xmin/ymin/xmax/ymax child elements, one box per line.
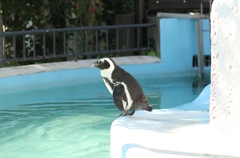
<box><xmin>98</xmin><ymin>59</ymin><xmax>104</xmax><ymax>64</ymax></box>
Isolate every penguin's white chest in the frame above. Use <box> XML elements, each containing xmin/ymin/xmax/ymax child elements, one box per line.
<box><xmin>101</xmin><ymin>70</ymin><xmax>112</xmax><ymax>82</ymax></box>
<box><xmin>101</xmin><ymin>70</ymin><xmax>114</xmax><ymax>94</ymax></box>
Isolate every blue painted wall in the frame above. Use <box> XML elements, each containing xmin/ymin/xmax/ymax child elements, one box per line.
<box><xmin>159</xmin><ymin>18</ymin><xmax>210</xmax><ymax>72</ymax></box>
<box><xmin>160</xmin><ymin>18</ymin><xmax>197</xmax><ymax>71</ymax></box>
<box><xmin>202</xmin><ymin>19</ymin><xmax>211</xmax><ymax>55</ymax></box>
<box><xmin>0</xmin><ymin>68</ymin><xmax>102</xmax><ymax>94</ymax></box>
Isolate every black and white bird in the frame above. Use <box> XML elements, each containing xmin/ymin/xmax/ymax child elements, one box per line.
<box><xmin>90</xmin><ymin>57</ymin><xmax>152</xmax><ymax>117</ymax></box>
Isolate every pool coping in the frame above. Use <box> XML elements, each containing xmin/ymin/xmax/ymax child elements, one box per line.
<box><xmin>0</xmin><ymin>56</ymin><xmax>161</xmax><ymax>78</ymax></box>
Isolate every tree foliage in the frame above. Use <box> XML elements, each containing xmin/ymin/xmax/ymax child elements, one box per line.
<box><xmin>0</xmin><ymin>0</ymin><xmax>134</xmax><ymax>65</ymax></box>
<box><xmin>1</xmin><ymin>0</ymin><xmax>133</xmax><ymax>30</ymax></box>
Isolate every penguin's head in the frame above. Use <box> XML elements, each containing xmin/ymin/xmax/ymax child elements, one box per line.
<box><xmin>90</xmin><ymin>57</ymin><xmax>116</xmax><ymax>71</ymax></box>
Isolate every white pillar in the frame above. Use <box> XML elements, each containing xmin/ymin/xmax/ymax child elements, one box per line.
<box><xmin>210</xmin><ymin>0</ymin><xmax>240</xmax><ymax>128</ymax></box>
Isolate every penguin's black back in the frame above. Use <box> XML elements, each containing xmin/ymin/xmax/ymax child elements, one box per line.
<box><xmin>112</xmin><ymin>65</ymin><xmax>152</xmax><ymax>111</ymax></box>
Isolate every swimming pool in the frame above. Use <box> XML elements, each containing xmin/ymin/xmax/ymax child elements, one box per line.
<box><xmin>0</xmin><ymin>76</ymin><xmax>210</xmax><ymax>158</ymax></box>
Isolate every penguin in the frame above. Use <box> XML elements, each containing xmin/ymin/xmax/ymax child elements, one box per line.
<box><xmin>90</xmin><ymin>57</ymin><xmax>152</xmax><ymax>117</ymax></box>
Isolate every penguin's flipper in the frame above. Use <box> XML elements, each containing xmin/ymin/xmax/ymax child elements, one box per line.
<box><xmin>113</xmin><ymin>84</ymin><xmax>125</xmax><ymax>111</ymax></box>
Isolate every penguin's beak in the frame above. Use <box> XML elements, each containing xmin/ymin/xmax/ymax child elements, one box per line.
<box><xmin>90</xmin><ymin>62</ymin><xmax>99</xmax><ymax>68</ymax></box>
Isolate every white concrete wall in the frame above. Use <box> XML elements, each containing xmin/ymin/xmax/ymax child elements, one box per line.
<box><xmin>210</xmin><ymin>0</ymin><xmax>240</xmax><ymax>127</ymax></box>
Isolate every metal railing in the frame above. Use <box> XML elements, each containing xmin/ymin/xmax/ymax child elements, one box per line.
<box><xmin>0</xmin><ymin>23</ymin><xmax>156</xmax><ymax>64</ymax></box>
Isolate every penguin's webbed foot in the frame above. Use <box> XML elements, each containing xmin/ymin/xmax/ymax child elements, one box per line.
<box><xmin>117</xmin><ymin>110</ymin><xmax>128</xmax><ymax>118</ymax></box>
<box><xmin>128</xmin><ymin>110</ymin><xmax>135</xmax><ymax>116</ymax></box>
<box><xmin>117</xmin><ymin>110</ymin><xmax>135</xmax><ymax>118</ymax></box>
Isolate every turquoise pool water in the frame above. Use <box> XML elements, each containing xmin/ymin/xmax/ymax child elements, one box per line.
<box><xmin>0</xmin><ymin>76</ymin><xmax>210</xmax><ymax>158</ymax></box>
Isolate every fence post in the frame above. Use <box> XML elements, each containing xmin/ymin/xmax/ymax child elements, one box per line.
<box><xmin>0</xmin><ymin>2</ymin><xmax>3</xmax><ymax>64</ymax></box>
<box><xmin>74</xmin><ymin>31</ymin><xmax>78</xmax><ymax>62</ymax></box>
<box><xmin>196</xmin><ymin>19</ymin><xmax>204</xmax><ymax>79</ymax></box>
<box><xmin>154</xmin><ymin>18</ymin><xmax>161</xmax><ymax>58</ymax></box>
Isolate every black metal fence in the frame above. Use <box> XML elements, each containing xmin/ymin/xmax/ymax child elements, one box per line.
<box><xmin>0</xmin><ymin>23</ymin><xmax>156</xmax><ymax>65</ymax></box>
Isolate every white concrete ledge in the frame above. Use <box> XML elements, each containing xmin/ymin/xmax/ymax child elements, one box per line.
<box><xmin>0</xmin><ymin>56</ymin><xmax>161</xmax><ymax>78</ymax></box>
<box><xmin>110</xmin><ymin>85</ymin><xmax>240</xmax><ymax>158</ymax></box>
